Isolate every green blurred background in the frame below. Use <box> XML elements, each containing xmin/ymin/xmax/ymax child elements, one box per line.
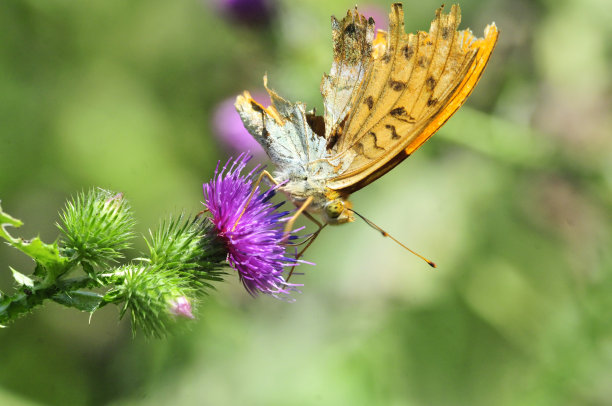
<box><xmin>1</xmin><ymin>0</ymin><xmax>611</xmax><ymax>404</ymax></box>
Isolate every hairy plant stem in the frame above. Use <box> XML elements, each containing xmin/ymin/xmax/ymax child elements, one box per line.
<box><xmin>0</xmin><ymin>266</ymin><xmax>114</xmax><ymax>325</ymax></box>
<box><xmin>0</xmin><ymin>284</ymin><xmax>59</xmax><ymax>324</ymax></box>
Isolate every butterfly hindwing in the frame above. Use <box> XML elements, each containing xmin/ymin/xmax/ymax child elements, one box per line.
<box><xmin>324</xmin><ymin>4</ymin><xmax>499</xmax><ymax>193</ymax></box>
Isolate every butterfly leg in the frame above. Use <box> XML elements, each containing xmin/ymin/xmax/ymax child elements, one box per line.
<box><xmin>286</xmin><ymin>220</ymin><xmax>327</xmax><ymax>282</ymax></box>
<box><xmin>232</xmin><ymin>170</ymin><xmax>279</xmax><ymax>230</ymax></box>
<box><xmin>195</xmin><ymin>208</ymin><xmax>209</xmax><ymax>219</ymax></box>
<box><xmin>282</xmin><ymin>197</ymin><xmax>320</xmax><ymax>281</ymax></box>
<box><xmin>286</xmin><ymin>211</ymin><xmax>323</xmax><ymax>246</ymax></box>
<box><xmin>282</xmin><ymin>196</ymin><xmax>314</xmax><ymax>240</ymax></box>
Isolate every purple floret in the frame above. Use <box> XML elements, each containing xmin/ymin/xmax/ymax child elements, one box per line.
<box><xmin>203</xmin><ymin>154</ymin><xmax>304</xmax><ymax>297</ymax></box>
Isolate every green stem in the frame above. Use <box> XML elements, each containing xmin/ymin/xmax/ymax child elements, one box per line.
<box><xmin>0</xmin><ymin>284</ymin><xmax>59</xmax><ymax>324</ymax></box>
<box><xmin>0</xmin><ymin>273</ymin><xmax>112</xmax><ymax>324</ymax></box>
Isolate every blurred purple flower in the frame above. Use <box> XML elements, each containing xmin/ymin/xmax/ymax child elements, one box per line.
<box><xmin>212</xmin><ymin>94</ymin><xmax>267</xmax><ymax>159</ymax></box>
<box><xmin>169</xmin><ymin>296</ymin><xmax>195</xmax><ymax>319</ymax></box>
<box><xmin>212</xmin><ymin>0</ymin><xmax>277</xmax><ymax>27</ymax></box>
<box><xmin>203</xmin><ymin>154</ymin><xmax>304</xmax><ymax>297</ymax></box>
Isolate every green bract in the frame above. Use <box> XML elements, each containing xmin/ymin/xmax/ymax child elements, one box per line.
<box><xmin>144</xmin><ymin>215</ymin><xmax>226</xmax><ymax>293</ymax></box>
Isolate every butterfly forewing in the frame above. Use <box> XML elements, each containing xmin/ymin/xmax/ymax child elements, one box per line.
<box><xmin>321</xmin><ymin>9</ymin><xmax>375</xmax><ymax>142</ymax></box>
<box><xmin>324</xmin><ymin>4</ymin><xmax>499</xmax><ymax>193</ymax></box>
<box><xmin>235</xmin><ymin>83</ymin><xmax>327</xmax><ymax>177</ymax></box>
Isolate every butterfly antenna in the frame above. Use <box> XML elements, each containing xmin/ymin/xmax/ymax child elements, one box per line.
<box><xmin>348</xmin><ymin>209</ymin><xmax>436</xmax><ymax>268</ymax></box>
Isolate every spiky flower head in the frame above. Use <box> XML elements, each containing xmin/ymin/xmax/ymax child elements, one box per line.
<box><xmin>203</xmin><ymin>154</ymin><xmax>304</xmax><ymax>297</ymax></box>
<box><xmin>57</xmin><ymin>189</ymin><xmax>135</xmax><ymax>269</ymax></box>
<box><xmin>105</xmin><ymin>264</ymin><xmax>196</xmax><ymax>338</ymax></box>
<box><xmin>102</xmin><ymin>214</ymin><xmax>226</xmax><ymax>338</ymax></box>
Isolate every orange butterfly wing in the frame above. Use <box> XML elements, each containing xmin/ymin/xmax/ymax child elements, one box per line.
<box><xmin>323</xmin><ymin>4</ymin><xmax>499</xmax><ymax>194</ymax></box>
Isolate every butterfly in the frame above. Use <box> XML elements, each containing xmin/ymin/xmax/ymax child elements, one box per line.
<box><xmin>235</xmin><ymin>3</ymin><xmax>498</xmax><ymax>264</ymax></box>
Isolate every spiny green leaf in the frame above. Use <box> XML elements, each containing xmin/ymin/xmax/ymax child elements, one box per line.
<box><xmin>12</xmin><ymin>237</ymin><xmax>68</xmax><ymax>270</ymax></box>
<box><xmin>10</xmin><ymin>267</ymin><xmax>34</xmax><ymax>287</ymax></box>
<box><xmin>1</xmin><ymin>202</ymin><xmax>69</xmax><ymax>275</ymax></box>
<box><xmin>0</xmin><ymin>201</ymin><xmax>23</xmax><ymax>242</ymax></box>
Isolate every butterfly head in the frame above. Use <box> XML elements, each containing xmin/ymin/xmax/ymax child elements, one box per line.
<box><xmin>323</xmin><ymin>190</ymin><xmax>354</xmax><ymax>225</ymax></box>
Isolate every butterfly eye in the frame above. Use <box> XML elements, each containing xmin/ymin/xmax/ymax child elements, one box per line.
<box><xmin>325</xmin><ymin>201</ymin><xmax>344</xmax><ymax>219</ymax></box>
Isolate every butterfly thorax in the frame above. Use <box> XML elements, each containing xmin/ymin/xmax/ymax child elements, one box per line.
<box><xmin>275</xmin><ymin>170</ymin><xmax>354</xmax><ymax>225</ymax></box>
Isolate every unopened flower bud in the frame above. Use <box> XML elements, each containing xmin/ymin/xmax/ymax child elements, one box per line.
<box><xmin>169</xmin><ymin>296</ymin><xmax>195</xmax><ymax>319</ymax></box>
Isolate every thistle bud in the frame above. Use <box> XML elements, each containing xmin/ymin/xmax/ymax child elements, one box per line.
<box><xmin>105</xmin><ymin>264</ymin><xmax>195</xmax><ymax>338</ymax></box>
<box><xmin>57</xmin><ymin>189</ymin><xmax>135</xmax><ymax>269</ymax></box>
<box><xmin>168</xmin><ymin>296</ymin><xmax>195</xmax><ymax>319</ymax></box>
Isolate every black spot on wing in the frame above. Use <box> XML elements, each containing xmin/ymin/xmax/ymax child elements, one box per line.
<box><xmin>354</xmin><ymin>141</ymin><xmax>375</xmax><ymax>159</ymax></box>
<box><xmin>385</xmin><ymin>124</ymin><xmax>401</xmax><ymax>140</ymax></box>
<box><xmin>441</xmin><ymin>26</ymin><xmax>451</xmax><ymax>40</ymax></box>
<box><xmin>369</xmin><ymin>131</ymin><xmax>385</xmax><ymax>150</ymax></box>
<box><xmin>390</xmin><ymin>80</ymin><xmax>406</xmax><ymax>91</ymax></box>
<box><xmin>390</xmin><ymin>106</ymin><xmax>416</xmax><ymax>123</ymax></box>
<box><xmin>426</xmin><ymin>77</ymin><xmax>436</xmax><ymax>91</ymax></box>
<box><xmin>382</xmin><ymin>46</ymin><xmax>395</xmax><ymax>63</ymax></box>
<box><xmin>390</xmin><ymin>106</ymin><xmax>406</xmax><ymax>117</ymax></box>
<box><xmin>402</xmin><ymin>45</ymin><xmax>414</xmax><ymax>60</ymax></box>
<box><xmin>344</xmin><ymin>23</ymin><xmax>357</xmax><ymax>35</ymax></box>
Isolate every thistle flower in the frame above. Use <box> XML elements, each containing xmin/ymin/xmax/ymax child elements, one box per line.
<box><xmin>212</xmin><ymin>0</ymin><xmax>277</xmax><ymax>27</ymax></box>
<box><xmin>203</xmin><ymin>154</ymin><xmax>305</xmax><ymax>297</ymax></box>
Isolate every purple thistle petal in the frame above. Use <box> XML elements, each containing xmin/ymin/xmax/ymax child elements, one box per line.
<box><xmin>203</xmin><ymin>154</ymin><xmax>307</xmax><ymax>298</ymax></box>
